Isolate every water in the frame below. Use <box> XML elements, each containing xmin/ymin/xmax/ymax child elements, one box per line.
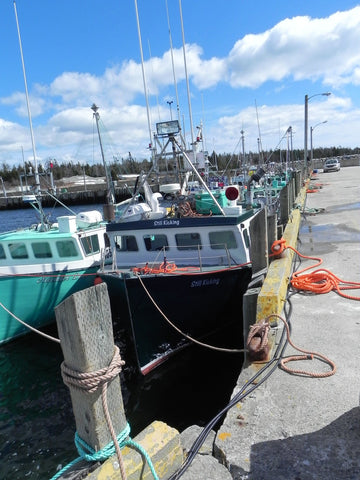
<box><xmin>0</xmin><ymin>206</ymin><xmax>244</xmax><ymax>479</ymax></box>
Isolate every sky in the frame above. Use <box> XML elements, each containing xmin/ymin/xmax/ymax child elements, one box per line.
<box><xmin>1</xmin><ymin>0</ymin><xmax>360</xmax><ymax>169</ymax></box>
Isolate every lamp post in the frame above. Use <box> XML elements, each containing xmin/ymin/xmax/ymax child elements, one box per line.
<box><xmin>304</xmin><ymin>92</ymin><xmax>331</xmax><ymax>172</ymax></box>
<box><xmin>310</xmin><ymin>120</ymin><xmax>327</xmax><ymax>170</ymax></box>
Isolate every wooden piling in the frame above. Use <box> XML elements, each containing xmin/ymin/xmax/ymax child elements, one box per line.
<box><xmin>54</xmin><ymin>282</ymin><xmax>183</xmax><ymax>480</ymax></box>
<box><xmin>55</xmin><ymin>282</ymin><xmax>127</xmax><ymax>452</ymax></box>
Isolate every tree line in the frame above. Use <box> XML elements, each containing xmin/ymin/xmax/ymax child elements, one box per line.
<box><xmin>1</xmin><ymin>144</ymin><xmax>359</xmax><ymax>185</ymax></box>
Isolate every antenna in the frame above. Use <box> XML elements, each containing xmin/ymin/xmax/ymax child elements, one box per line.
<box><xmin>165</xmin><ymin>0</ymin><xmax>181</xmax><ymax>126</ymax></box>
<box><xmin>255</xmin><ymin>99</ymin><xmax>264</xmax><ymax>164</ymax></box>
<box><xmin>13</xmin><ymin>0</ymin><xmax>40</xmax><ymax>194</ymax></box>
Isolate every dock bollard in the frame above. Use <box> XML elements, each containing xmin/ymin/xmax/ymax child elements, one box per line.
<box><xmin>54</xmin><ymin>282</ymin><xmax>183</xmax><ymax>479</ymax></box>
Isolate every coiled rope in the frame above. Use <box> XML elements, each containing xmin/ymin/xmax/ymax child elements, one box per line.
<box><xmin>265</xmin><ymin>314</ymin><xmax>336</xmax><ymax>377</ymax></box>
<box><xmin>50</xmin><ymin>345</ymin><xmax>159</xmax><ymax>480</ymax></box>
<box><xmin>271</xmin><ymin>239</ymin><xmax>360</xmax><ymax>300</ymax></box>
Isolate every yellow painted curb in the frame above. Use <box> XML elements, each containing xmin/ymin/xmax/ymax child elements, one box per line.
<box><xmin>256</xmin><ymin>184</ymin><xmax>307</xmax><ymax>322</ymax></box>
<box><xmin>86</xmin><ymin>421</ymin><xmax>183</xmax><ymax>480</ymax></box>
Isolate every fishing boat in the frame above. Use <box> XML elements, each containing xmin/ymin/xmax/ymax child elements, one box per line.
<box><xmin>97</xmin><ymin>119</ymin><xmax>264</xmax><ymax>374</ymax></box>
<box><xmin>100</xmin><ymin>214</ymin><xmax>255</xmax><ymax>375</ymax></box>
<box><xmin>0</xmin><ymin>3</ymin><xmax>110</xmax><ymax>345</ymax></box>
<box><xmin>0</xmin><ymin>203</ymin><xmax>110</xmax><ymax>344</ymax></box>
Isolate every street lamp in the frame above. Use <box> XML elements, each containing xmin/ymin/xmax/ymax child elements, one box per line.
<box><xmin>310</xmin><ymin>120</ymin><xmax>327</xmax><ymax>169</ymax></box>
<box><xmin>304</xmin><ymin>92</ymin><xmax>331</xmax><ymax>172</ymax></box>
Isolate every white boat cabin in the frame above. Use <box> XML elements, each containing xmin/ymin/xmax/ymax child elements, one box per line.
<box><xmin>0</xmin><ymin>211</ymin><xmax>109</xmax><ymax>273</ymax></box>
<box><xmin>105</xmin><ymin>209</ymin><xmax>256</xmax><ymax>270</ymax></box>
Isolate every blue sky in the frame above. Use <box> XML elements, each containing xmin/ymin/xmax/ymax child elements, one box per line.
<box><xmin>1</xmin><ymin>0</ymin><xmax>360</xmax><ymax>168</ymax></box>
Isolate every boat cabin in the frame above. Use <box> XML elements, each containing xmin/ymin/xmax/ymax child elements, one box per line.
<box><xmin>0</xmin><ymin>212</ymin><xmax>109</xmax><ymax>270</ymax></box>
<box><xmin>106</xmin><ymin>209</ymin><xmax>255</xmax><ymax>269</ymax></box>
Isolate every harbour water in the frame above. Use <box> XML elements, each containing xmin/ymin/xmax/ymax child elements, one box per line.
<box><xmin>0</xmin><ymin>205</ymin><xmax>244</xmax><ymax>479</ymax></box>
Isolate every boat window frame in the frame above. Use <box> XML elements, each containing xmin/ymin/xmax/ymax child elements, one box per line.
<box><xmin>242</xmin><ymin>228</ymin><xmax>250</xmax><ymax>249</ymax></box>
<box><xmin>208</xmin><ymin>230</ymin><xmax>238</xmax><ymax>250</ymax></box>
<box><xmin>114</xmin><ymin>234</ymin><xmax>139</xmax><ymax>252</ymax></box>
<box><xmin>0</xmin><ymin>244</ymin><xmax>5</xmax><ymax>259</ymax></box>
<box><xmin>175</xmin><ymin>232</ymin><xmax>202</xmax><ymax>251</ymax></box>
<box><xmin>143</xmin><ymin>234</ymin><xmax>169</xmax><ymax>252</ymax></box>
<box><xmin>8</xmin><ymin>242</ymin><xmax>29</xmax><ymax>259</ymax></box>
<box><xmin>55</xmin><ymin>239</ymin><xmax>80</xmax><ymax>258</ymax></box>
<box><xmin>31</xmin><ymin>241</ymin><xmax>53</xmax><ymax>259</ymax></box>
<box><xmin>80</xmin><ymin>234</ymin><xmax>101</xmax><ymax>256</ymax></box>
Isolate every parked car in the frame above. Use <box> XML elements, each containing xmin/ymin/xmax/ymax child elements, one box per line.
<box><xmin>323</xmin><ymin>158</ymin><xmax>340</xmax><ymax>172</ymax></box>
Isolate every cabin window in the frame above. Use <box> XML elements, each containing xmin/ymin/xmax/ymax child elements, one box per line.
<box><xmin>104</xmin><ymin>233</ymin><xmax>110</xmax><ymax>249</ymax></box>
<box><xmin>80</xmin><ymin>234</ymin><xmax>100</xmax><ymax>255</ymax></box>
<box><xmin>143</xmin><ymin>234</ymin><xmax>169</xmax><ymax>252</ymax></box>
<box><xmin>9</xmin><ymin>242</ymin><xmax>28</xmax><ymax>259</ymax></box>
<box><xmin>209</xmin><ymin>231</ymin><xmax>237</xmax><ymax>250</ymax></box>
<box><xmin>32</xmin><ymin>242</ymin><xmax>52</xmax><ymax>258</ymax></box>
<box><xmin>56</xmin><ymin>240</ymin><xmax>78</xmax><ymax>258</ymax></box>
<box><xmin>175</xmin><ymin>233</ymin><xmax>202</xmax><ymax>250</ymax></box>
<box><xmin>114</xmin><ymin>235</ymin><xmax>138</xmax><ymax>252</ymax></box>
<box><xmin>0</xmin><ymin>244</ymin><xmax>6</xmax><ymax>259</ymax></box>
<box><xmin>243</xmin><ymin>228</ymin><xmax>250</xmax><ymax>249</ymax></box>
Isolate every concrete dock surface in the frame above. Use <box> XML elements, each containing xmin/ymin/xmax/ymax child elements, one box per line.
<box><xmin>183</xmin><ymin>165</ymin><xmax>360</xmax><ymax>479</ymax></box>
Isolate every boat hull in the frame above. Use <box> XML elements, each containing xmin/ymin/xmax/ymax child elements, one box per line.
<box><xmin>101</xmin><ymin>265</ymin><xmax>252</xmax><ymax>374</ymax></box>
<box><xmin>0</xmin><ymin>267</ymin><xmax>99</xmax><ymax>344</ymax></box>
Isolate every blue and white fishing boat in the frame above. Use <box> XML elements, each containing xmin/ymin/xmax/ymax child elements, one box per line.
<box><xmin>98</xmin><ymin>120</ymin><xmax>264</xmax><ymax>374</ymax></box>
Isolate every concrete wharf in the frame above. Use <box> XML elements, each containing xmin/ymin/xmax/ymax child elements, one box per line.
<box><xmin>211</xmin><ymin>165</ymin><xmax>360</xmax><ymax>480</ymax></box>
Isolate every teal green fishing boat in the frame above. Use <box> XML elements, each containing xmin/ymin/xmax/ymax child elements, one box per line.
<box><xmin>0</xmin><ymin>208</ymin><xmax>109</xmax><ymax>344</ymax></box>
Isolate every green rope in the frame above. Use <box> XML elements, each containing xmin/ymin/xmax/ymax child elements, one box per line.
<box><xmin>49</xmin><ymin>422</ymin><xmax>159</xmax><ymax>480</ymax></box>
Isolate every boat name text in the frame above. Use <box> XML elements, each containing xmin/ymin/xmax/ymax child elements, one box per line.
<box><xmin>153</xmin><ymin>219</ymin><xmax>180</xmax><ymax>227</ymax></box>
<box><xmin>36</xmin><ymin>273</ymin><xmax>83</xmax><ymax>284</ymax></box>
<box><xmin>190</xmin><ymin>278</ymin><xmax>220</xmax><ymax>288</ymax></box>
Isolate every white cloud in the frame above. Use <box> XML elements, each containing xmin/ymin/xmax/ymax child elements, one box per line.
<box><xmin>3</xmin><ymin>6</ymin><xmax>360</xmax><ymax>165</ymax></box>
<box><xmin>226</xmin><ymin>7</ymin><xmax>360</xmax><ymax>89</ymax></box>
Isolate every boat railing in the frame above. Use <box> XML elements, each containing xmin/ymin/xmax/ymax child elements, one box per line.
<box><xmin>101</xmin><ymin>242</ymin><xmax>239</xmax><ymax>272</ymax></box>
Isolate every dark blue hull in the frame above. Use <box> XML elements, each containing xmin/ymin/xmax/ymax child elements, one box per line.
<box><xmin>119</xmin><ymin>265</ymin><xmax>252</xmax><ymax>374</ymax></box>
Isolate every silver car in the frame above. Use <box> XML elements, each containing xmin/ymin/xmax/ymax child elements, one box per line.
<box><xmin>323</xmin><ymin>158</ymin><xmax>340</xmax><ymax>172</ymax></box>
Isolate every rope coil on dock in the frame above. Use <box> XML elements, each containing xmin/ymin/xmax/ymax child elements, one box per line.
<box><xmin>266</xmin><ymin>314</ymin><xmax>336</xmax><ymax>378</ymax></box>
<box><xmin>270</xmin><ymin>238</ymin><xmax>360</xmax><ymax>300</ymax></box>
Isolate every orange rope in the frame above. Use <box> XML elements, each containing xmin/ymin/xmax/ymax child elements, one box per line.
<box><xmin>270</xmin><ymin>239</ymin><xmax>360</xmax><ymax>300</ymax></box>
<box><xmin>132</xmin><ymin>262</ymin><xmax>251</xmax><ymax>276</ymax></box>
<box><xmin>266</xmin><ymin>314</ymin><xmax>336</xmax><ymax>377</ymax></box>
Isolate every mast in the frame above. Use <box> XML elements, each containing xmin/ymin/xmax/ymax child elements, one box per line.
<box><xmin>13</xmin><ymin>0</ymin><xmax>40</xmax><ymax>195</ymax></box>
<box><xmin>134</xmin><ymin>0</ymin><xmax>157</xmax><ymax>176</ymax></box>
<box><xmin>178</xmin><ymin>0</ymin><xmax>195</xmax><ymax>148</ymax></box>
<box><xmin>165</xmin><ymin>0</ymin><xmax>181</xmax><ymax>128</ymax></box>
<box><xmin>91</xmin><ymin>104</ymin><xmax>115</xmax><ymax>205</ymax></box>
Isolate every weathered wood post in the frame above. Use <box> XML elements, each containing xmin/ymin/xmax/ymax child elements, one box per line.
<box><xmin>54</xmin><ymin>282</ymin><xmax>183</xmax><ymax>480</ymax></box>
<box><xmin>55</xmin><ymin>282</ymin><xmax>127</xmax><ymax>453</ymax></box>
